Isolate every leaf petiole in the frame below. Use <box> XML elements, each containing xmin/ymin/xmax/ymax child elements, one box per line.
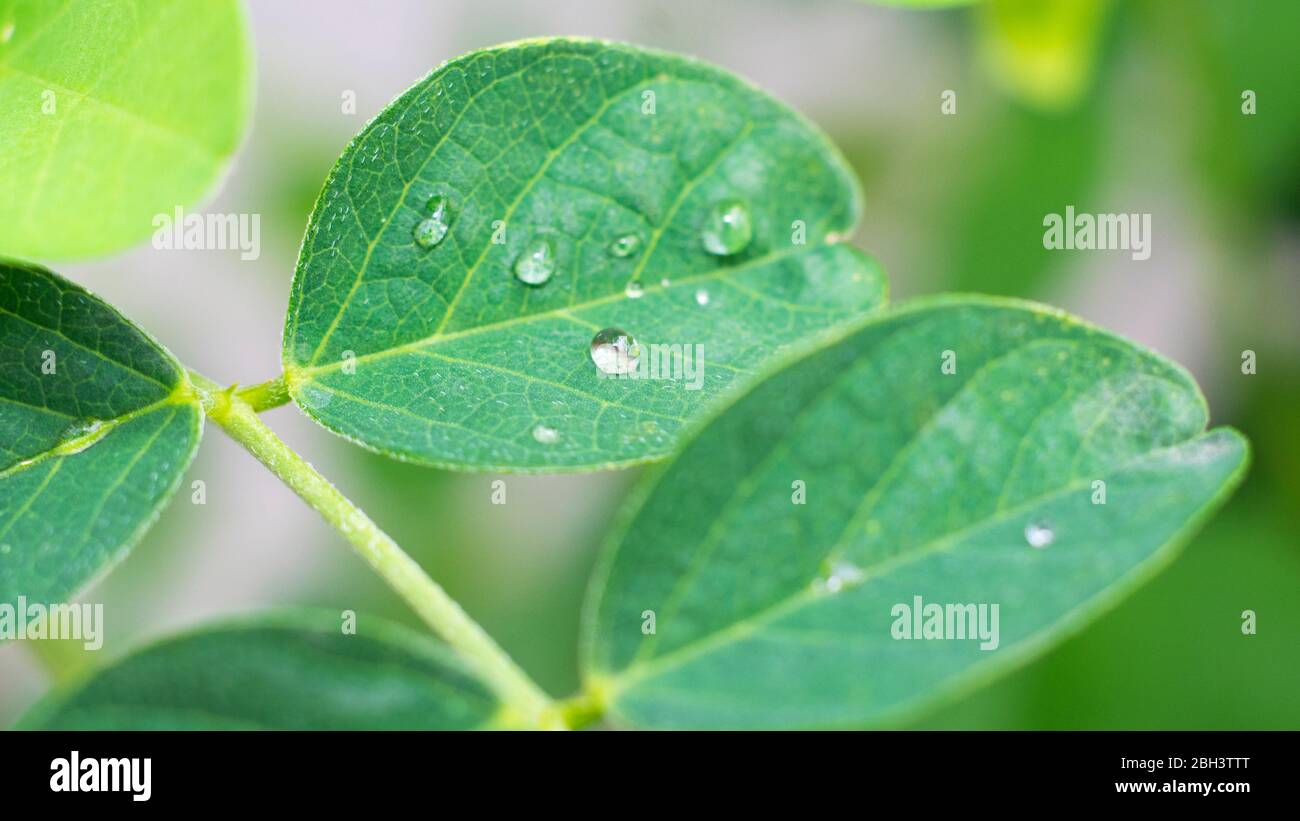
<box><xmin>189</xmin><ymin>371</ymin><xmax>562</xmax><ymax>728</ymax></box>
<box><xmin>235</xmin><ymin>375</ymin><xmax>293</xmax><ymax>412</ymax></box>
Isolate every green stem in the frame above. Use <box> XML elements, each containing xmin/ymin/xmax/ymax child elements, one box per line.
<box><xmin>192</xmin><ymin>372</ymin><xmax>559</xmax><ymax>728</ymax></box>
<box><xmin>236</xmin><ymin>375</ymin><xmax>292</xmax><ymax>412</ymax></box>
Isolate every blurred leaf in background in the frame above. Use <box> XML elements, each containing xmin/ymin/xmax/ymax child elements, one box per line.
<box><xmin>0</xmin><ymin>0</ymin><xmax>254</xmax><ymax>259</ymax></box>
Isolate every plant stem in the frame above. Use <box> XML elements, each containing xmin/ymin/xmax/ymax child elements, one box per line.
<box><xmin>193</xmin><ymin>372</ymin><xmax>559</xmax><ymax>727</ymax></box>
<box><xmin>236</xmin><ymin>375</ymin><xmax>292</xmax><ymax>412</ymax></box>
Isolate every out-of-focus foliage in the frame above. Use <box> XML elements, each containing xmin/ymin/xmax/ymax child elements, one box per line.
<box><xmin>0</xmin><ymin>0</ymin><xmax>254</xmax><ymax>259</ymax></box>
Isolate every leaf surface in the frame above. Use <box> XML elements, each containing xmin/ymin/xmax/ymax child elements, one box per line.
<box><xmin>0</xmin><ymin>259</ymin><xmax>201</xmax><ymax>606</ymax></box>
<box><xmin>283</xmin><ymin>38</ymin><xmax>883</xmax><ymax>471</ymax></box>
<box><xmin>584</xmin><ymin>296</ymin><xmax>1249</xmax><ymax>728</ymax></box>
<box><xmin>18</xmin><ymin>611</ymin><xmax>501</xmax><ymax>729</ymax></box>
<box><xmin>0</xmin><ymin>0</ymin><xmax>253</xmax><ymax>258</ymax></box>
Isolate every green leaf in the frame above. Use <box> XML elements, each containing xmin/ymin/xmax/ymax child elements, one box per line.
<box><xmin>0</xmin><ymin>0</ymin><xmax>254</xmax><ymax>259</ymax></box>
<box><xmin>583</xmin><ymin>296</ymin><xmax>1249</xmax><ymax>729</ymax></box>
<box><xmin>0</xmin><ymin>258</ymin><xmax>201</xmax><ymax>606</ymax></box>
<box><xmin>17</xmin><ymin>611</ymin><xmax>502</xmax><ymax>729</ymax></box>
<box><xmin>283</xmin><ymin>38</ymin><xmax>884</xmax><ymax>472</ymax></box>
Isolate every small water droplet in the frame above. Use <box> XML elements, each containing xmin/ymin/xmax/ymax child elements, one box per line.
<box><xmin>701</xmin><ymin>198</ymin><xmax>753</xmax><ymax>256</ymax></box>
<box><xmin>822</xmin><ymin>561</ymin><xmax>865</xmax><ymax>593</ymax></box>
<box><xmin>532</xmin><ymin>424</ymin><xmax>559</xmax><ymax>444</ymax></box>
<box><xmin>609</xmin><ymin>233</ymin><xmax>641</xmax><ymax>258</ymax></box>
<box><xmin>625</xmin><ymin>280</ymin><xmax>644</xmax><ymax>299</ymax></box>
<box><xmin>694</xmin><ymin>288</ymin><xmax>710</xmax><ymax>306</ymax></box>
<box><xmin>590</xmin><ymin>328</ymin><xmax>640</xmax><ymax>375</ymax></box>
<box><xmin>514</xmin><ymin>237</ymin><xmax>556</xmax><ymax>286</ymax></box>
<box><xmin>0</xmin><ymin>22</ymin><xmax>13</xmax><ymax>44</ymax></box>
<box><xmin>659</xmin><ymin>277</ymin><xmax>671</xmax><ymax>288</ymax></box>
<box><xmin>1024</xmin><ymin>521</ymin><xmax>1055</xmax><ymax>549</ymax></box>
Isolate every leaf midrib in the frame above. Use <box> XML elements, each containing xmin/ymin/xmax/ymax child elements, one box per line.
<box><xmin>0</xmin><ymin>390</ymin><xmax>192</xmax><ymax>480</ymax></box>
<box><xmin>288</xmin><ymin>243</ymin><xmax>838</xmax><ymax>383</ymax></box>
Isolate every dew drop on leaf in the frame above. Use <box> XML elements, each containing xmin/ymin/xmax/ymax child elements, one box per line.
<box><xmin>531</xmin><ymin>424</ymin><xmax>559</xmax><ymax>444</ymax></box>
<box><xmin>625</xmin><ymin>280</ymin><xmax>644</xmax><ymax>299</ymax></box>
<box><xmin>820</xmin><ymin>561</ymin><xmax>865</xmax><ymax>594</ymax></box>
<box><xmin>53</xmin><ymin>419</ymin><xmax>109</xmax><ymax>455</ymax></box>
<box><xmin>695</xmin><ymin>288</ymin><xmax>710</xmax><ymax>306</ymax></box>
<box><xmin>513</xmin><ymin>236</ymin><xmax>556</xmax><ymax>286</ymax></box>
<box><xmin>701</xmin><ymin>198</ymin><xmax>753</xmax><ymax>256</ymax></box>
<box><xmin>427</xmin><ymin>194</ymin><xmax>451</xmax><ymax>222</ymax></box>
<box><xmin>413</xmin><ymin>218</ymin><xmax>447</xmax><ymax>249</ymax></box>
<box><xmin>1024</xmin><ymin>521</ymin><xmax>1055</xmax><ymax>549</ymax></box>
<box><xmin>609</xmin><ymin>233</ymin><xmax>641</xmax><ymax>258</ymax></box>
<box><xmin>590</xmin><ymin>328</ymin><xmax>640</xmax><ymax>375</ymax></box>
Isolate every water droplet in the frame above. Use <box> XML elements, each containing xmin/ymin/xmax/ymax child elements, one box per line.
<box><xmin>590</xmin><ymin>328</ymin><xmax>640</xmax><ymax>375</ymax></box>
<box><xmin>62</xmin><ymin>419</ymin><xmax>104</xmax><ymax>439</ymax></box>
<box><xmin>609</xmin><ymin>233</ymin><xmax>641</xmax><ymax>258</ymax></box>
<box><xmin>426</xmin><ymin>194</ymin><xmax>451</xmax><ymax>221</ymax></box>
<box><xmin>822</xmin><ymin>561</ymin><xmax>865</xmax><ymax>593</ymax></box>
<box><xmin>659</xmin><ymin>277</ymin><xmax>671</xmax><ymax>288</ymax></box>
<box><xmin>532</xmin><ymin>424</ymin><xmax>559</xmax><ymax>444</ymax></box>
<box><xmin>701</xmin><ymin>198</ymin><xmax>753</xmax><ymax>256</ymax></box>
<box><xmin>413</xmin><ymin>218</ymin><xmax>446</xmax><ymax>248</ymax></box>
<box><xmin>694</xmin><ymin>288</ymin><xmax>710</xmax><ymax>306</ymax></box>
<box><xmin>1024</xmin><ymin>521</ymin><xmax>1055</xmax><ymax>549</ymax></box>
<box><xmin>514</xmin><ymin>237</ymin><xmax>556</xmax><ymax>286</ymax></box>
<box><xmin>625</xmin><ymin>280</ymin><xmax>644</xmax><ymax>299</ymax></box>
<box><xmin>54</xmin><ymin>419</ymin><xmax>109</xmax><ymax>455</ymax></box>
<box><xmin>0</xmin><ymin>22</ymin><xmax>13</xmax><ymax>44</ymax></box>
<box><xmin>413</xmin><ymin>196</ymin><xmax>452</xmax><ymax>248</ymax></box>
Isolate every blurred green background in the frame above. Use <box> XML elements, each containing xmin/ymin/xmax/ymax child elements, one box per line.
<box><xmin>2</xmin><ymin>0</ymin><xmax>1296</xmax><ymax>728</ymax></box>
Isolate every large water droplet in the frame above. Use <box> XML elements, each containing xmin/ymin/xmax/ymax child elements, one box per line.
<box><xmin>609</xmin><ymin>233</ymin><xmax>641</xmax><ymax>258</ymax></box>
<box><xmin>590</xmin><ymin>328</ymin><xmax>640</xmax><ymax>375</ymax></box>
<box><xmin>532</xmin><ymin>424</ymin><xmax>559</xmax><ymax>444</ymax></box>
<box><xmin>625</xmin><ymin>280</ymin><xmax>644</xmax><ymax>299</ymax></box>
<box><xmin>514</xmin><ymin>237</ymin><xmax>556</xmax><ymax>286</ymax></box>
<box><xmin>1024</xmin><ymin>521</ymin><xmax>1055</xmax><ymax>549</ymax></box>
<box><xmin>413</xmin><ymin>196</ymin><xmax>452</xmax><ymax>248</ymax></box>
<box><xmin>701</xmin><ymin>198</ymin><xmax>753</xmax><ymax>256</ymax></box>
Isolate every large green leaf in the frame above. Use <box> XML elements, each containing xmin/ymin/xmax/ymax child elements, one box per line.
<box><xmin>583</xmin><ymin>296</ymin><xmax>1249</xmax><ymax>728</ymax></box>
<box><xmin>282</xmin><ymin>38</ymin><xmax>883</xmax><ymax>472</ymax></box>
<box><xmin>0</xmin><ymin>0</ymin><xmax>253</xmax><ymax>259</ymax></box>
<box><xmin>0</xmin><ymin>259</ymin><xmax>201</xmax><ymax>606</ymax></box>
<box><xmin>17</xmin><ymin>611</ymin><xmax>501</xmax><ymax>729</ymax></box>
